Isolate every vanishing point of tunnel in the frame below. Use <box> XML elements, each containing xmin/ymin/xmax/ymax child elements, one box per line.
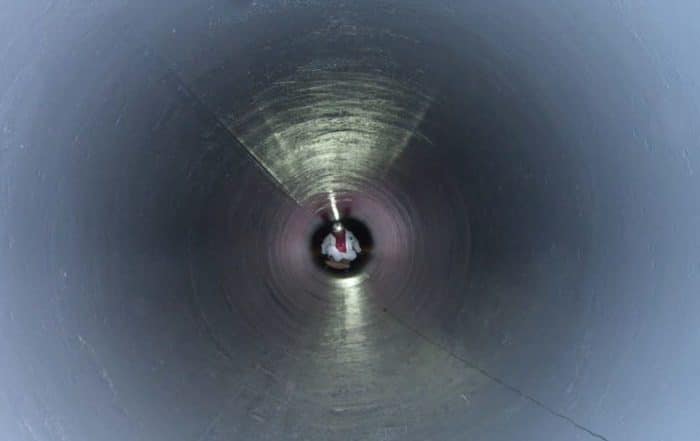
<box><xmin>1</xmin><ymin>1</ymin><xmax>700</xmax><ymax>440</ymax></box>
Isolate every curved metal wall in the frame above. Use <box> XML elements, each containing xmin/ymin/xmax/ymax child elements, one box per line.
<box><xmin>1</xmin><ymin>1</ymin><xmax>699</xmax><ymax>440</ymax></box>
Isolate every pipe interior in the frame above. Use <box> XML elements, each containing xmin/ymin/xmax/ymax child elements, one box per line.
<box><xmin>1</xmin><ymin>1</ymin><xmax>699</xmax><ymax>440</ymax></box>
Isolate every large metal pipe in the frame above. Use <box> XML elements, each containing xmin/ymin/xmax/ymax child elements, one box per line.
<box><xmin>2</xmin><ymin>1</ymin><xmax>699</xmax><ymax>440</ymax></box>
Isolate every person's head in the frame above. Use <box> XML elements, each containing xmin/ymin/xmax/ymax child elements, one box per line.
<box><xmin>332</xmin><ymin>222</ymin><xmax>344</xmax><ymax>233</ymax></box>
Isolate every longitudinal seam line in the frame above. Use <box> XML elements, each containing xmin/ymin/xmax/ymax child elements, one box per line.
<box><xmin>383</xmin><ymin>308</ymin><xmax>611</xmax><ymax>441</ymax></box>
<box><xmin>146</xmin><ymin>47</ymin><xmax>302</xmax><ymax>207</ymax></box>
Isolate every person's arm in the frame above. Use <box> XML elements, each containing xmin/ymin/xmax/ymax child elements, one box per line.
<box><xmin>321</xmin><ymin>234</ymin><xmax>333</xmax><ymax>255</ymax></box>
<box><xmin>349</xmin><ymin>232</ymin><xmax>362</xmax><ymax>253</ymax></box>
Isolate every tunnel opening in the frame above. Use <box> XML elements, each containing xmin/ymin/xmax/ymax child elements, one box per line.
<box><xmin>310</xmin><ymin>217</ymin><xmax>374</xmax><ymax>277</ymax></box>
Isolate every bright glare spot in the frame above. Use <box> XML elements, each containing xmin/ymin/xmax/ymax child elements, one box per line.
<box><xmin>334</xmin><ymin>273</ymin><xmax>369</xmax><ymax>289</ymax></box>
<box><xmin>232</xmin><ymin>72</ymin><xmax>433</xmax><ymax>203</ymax></box>
<box><xmin>329</xmin><ymin>191</ymin><xmax>341</xmax><ymax>221</ymax></box>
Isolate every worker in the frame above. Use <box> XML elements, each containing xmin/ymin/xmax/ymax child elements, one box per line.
<box><xmin>321</xmin><ymin>221</ymin><xmax>361</xmax><ymax>264</ymax></box>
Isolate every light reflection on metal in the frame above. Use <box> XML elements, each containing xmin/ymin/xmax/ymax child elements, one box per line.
<box><xmin>328</xmin><ymin>191</ymin><xmax>341</xmax><ymax>221</ymax></box>
<box><xmin>232</xmin><ymin>71</ymin><xmax>433</xmax><ymax>205</ymax></box>
<box><xmin>339</xmin><ymin>281</ymin><xmax>367</xmax><ymax>332</ymax></box>
<box><xmin>333</xmin><ymin>273</ymin><xmax>370</xmax><ymax>289</ymax></box>
<box><xmin>330</xmin><ymin>274</ymin><xmax>373</xmax><ymax>372</ymax></box>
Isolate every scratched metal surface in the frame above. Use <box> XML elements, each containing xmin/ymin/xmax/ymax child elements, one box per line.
<box><xmin>1</xmin><ymin>1</ymin><xmax>700</xmax><ymax>441</ymax></box>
